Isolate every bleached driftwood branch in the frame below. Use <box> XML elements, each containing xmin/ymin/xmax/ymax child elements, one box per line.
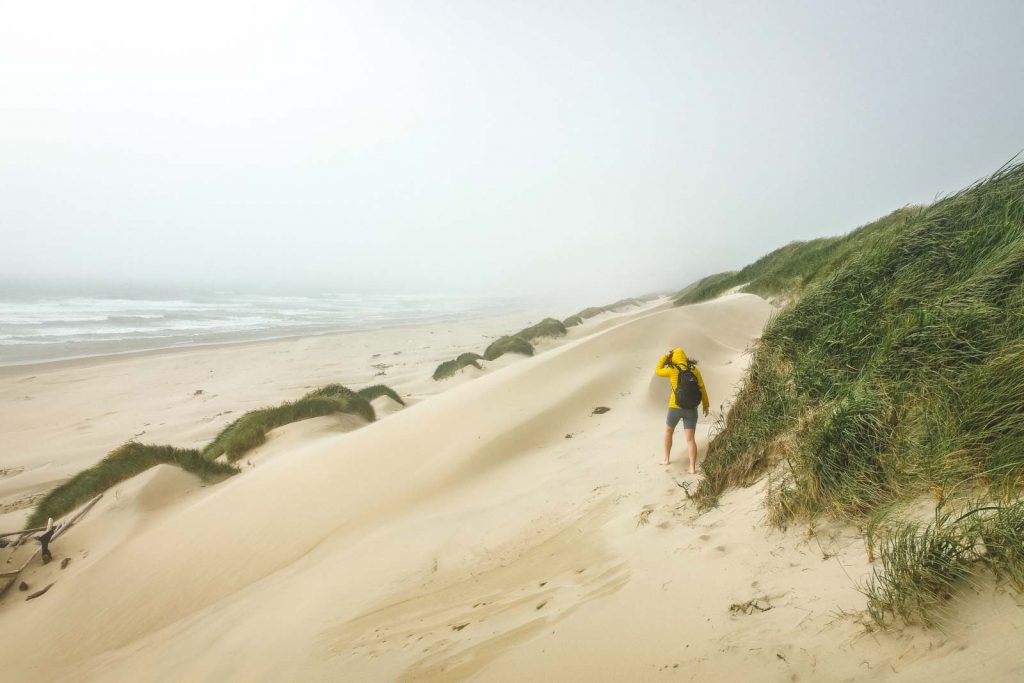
<box><xmin>0</xmin><ymin>493</ymin><xmax>104</xmax><ymax>598</ymax></box>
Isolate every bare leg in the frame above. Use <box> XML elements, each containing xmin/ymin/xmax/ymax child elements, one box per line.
<box><xmin>684</xmin><ymin>429</ymin><xmax>697</xmax><ymax>474</ymax></box>
<box><xmin>663</xmin><ymin>426</ymin><xmax>674</xmax><ymax>465</ymax></box>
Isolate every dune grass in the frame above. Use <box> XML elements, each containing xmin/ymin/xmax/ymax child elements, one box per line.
<box><xmin>576</xmin><ymin>306</ymin><xmax>608</xmax><ymax>319</ymax></box>
<box><xmin>27</xmin><ymin>443</ymin><xmax>239</xmax><ymax>528</ymax></box>
<box><xmin>866</xmin><ymin>500</ymin><xmax>1024</xmax><ymax>626</ymax></box>
<box><xmin>673</xmin><ymin>271</ymin><xmax>739</xmax><ymax>305</ymax></box>
<box><xmin>674</xmin><ymin>208</ymin><xmax>918</xmax><ymax>307</ymax></box>
<box><xmin>692</xmin><ymin>160</ymin><xmax>1024</xmax><ymax>624</ymax></box>
<box><xmin>26</xmin><ymin>380</ymin><xmax>402</xmax><ymax>529</ymax></box>
<box><xmin>562</xmin><ymin>314</ymin><xmax>584</xmax><ymax>327</ymax></box>
<box><xmin>515</xmin><ymin>318</ymin><xmax>567</xmax><ymax>342</ymax></box>
<box><xmin>482</xmin><ymin>335</ymin><xmax>535</xmax><ymax>361</ymax></box>
<box><xmin>607</xmin><ymin>297</ymin><xmax>642</xmax><ymax>309</ymax></box>
<box><xmin>433</xmin><ymin>352</ymin><xmax>484</xmax><ymax>381</ymax></box>
<box><xmin>202</xmin><ymin>383</ymin><xmax>381</xmax><ymax>462</ymax></box>
<box><xmin>356</xmin><ymin>384</ymin><xmax>406</xmax><ymax>405</ymax></box>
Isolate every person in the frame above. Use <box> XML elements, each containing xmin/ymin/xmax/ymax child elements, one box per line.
<box><xmin>655</xmin><ymin>348</ymin><xmax>709</xmax><ymax>472</ymax></box>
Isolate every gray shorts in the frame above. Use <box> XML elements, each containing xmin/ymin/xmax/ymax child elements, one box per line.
<box><xmin>667</xmin><ymin>407</ymin><xmax>698</xmax><ymax>430</ymax></box>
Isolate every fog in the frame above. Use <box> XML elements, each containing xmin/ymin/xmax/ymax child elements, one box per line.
<box><xmin>2</xmin><ymin>1</ymin><xmax>1022</xmax><ymax>302</ymax></box>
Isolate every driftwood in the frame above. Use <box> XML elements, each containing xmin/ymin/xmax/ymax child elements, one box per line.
<box><xmin>37</xmin><ymin>519</ymin><xmax>55</xmax><ymax>564</ymax></box>
<box><xmin>51</xmin><ymin>493</ymin><xmax>104</xmax><ymax>543</ymax></box>
<box><xmin>0</xmin><ymin>526</ymin><xmax>48</xmax><ymax>540</ymax></box>
<box><xmin>0</xmin><ymin>494</ymin><xmax>103</xmax><ymax>599</ymax></box>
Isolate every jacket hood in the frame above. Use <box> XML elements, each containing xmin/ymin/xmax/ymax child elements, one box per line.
<box><xmin>671</xmin><ymin>348</ymin><xmax>687</xmax><ymax>366</ymax></box>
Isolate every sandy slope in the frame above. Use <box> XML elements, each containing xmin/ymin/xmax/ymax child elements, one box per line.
<box><xmin>2</xmin><ymin>294</ymin><xmax>1023</xmax><ymax>681</ymax></box>
<box><xmin>0</xmin><ymin>304</ymin><xmax>571</xmax><ymax>529</ymax></box>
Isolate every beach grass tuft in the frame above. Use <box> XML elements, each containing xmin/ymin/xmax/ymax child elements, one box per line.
<box><xmin>27</xmin><ymin>443</ymin><xmax>238</xmax><ymax>528</ymax></box>
<box><xmin>482</xmin><ymin>336</ymin><xmax>535</xmax><ymax>361</ymax></box>
<box><xmin>865</xmin><ymin>500</ymin><xmax>1024</xmax><ymax>626</ymax></box>
<box><xmin>433</xmin><ymin>352</ymin><xmax>485</xmax><ymax>381</ymax></box>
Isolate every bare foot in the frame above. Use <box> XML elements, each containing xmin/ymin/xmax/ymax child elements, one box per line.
<box><xmin>687</xmin><ymin>468</ymin><xmax>696</xmax><ymax>474</ymax></box>
<box><xmin>662</xmin><ymin>459</ymin><xmax>670</xmax><ymax>466</ymax></box>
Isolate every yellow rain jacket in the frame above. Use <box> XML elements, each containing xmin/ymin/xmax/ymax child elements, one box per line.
<box><xmin>655</xmin><ymin>348</ymin><xmax>709</xmax><ymax>412</ymax></box>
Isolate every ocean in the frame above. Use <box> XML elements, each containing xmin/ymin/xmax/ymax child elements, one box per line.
<box><xmin>0</xmin><ymin>292</ymin><xmax>526</xmax><ymax>366</ymax></box>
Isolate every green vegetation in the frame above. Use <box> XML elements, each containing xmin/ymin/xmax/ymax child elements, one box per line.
<box><xmin>673</xmin><ymin>271</ymin><xmax>739</xmax><ymax>305</ymax></box>
<box><xmin>866</xmin><ymin>501</ymin><xmax>1024</xmax><ymax>626</ymax></box>
<box><xmin>28</xmin><ymin>380</ymin><xmax>403</xmax><ymax>528</ymax></box>
<box><xmin>608</xmin><ymin>297</ymin><xmax>642</xmax><ymax>309</ymax></box>
<box><xmin>433</xmin><ymin>352</ymin><xmax>484</xmax><ymax>380</ymax></box>
<box><xmin>674</xmin><ymin>209</ymin><xmax>916</xmax><ymax>306</ymax></box>
<box><xmin>482</xmin><ymin>335</ymin><xmax>535</xmax><ymax>361</ymax></box>
<box><xmin>27</xmin><ymin>443</ymin><xmax>238</xmax><ymax>528</ymax></box>
<box><xmin>438</xmin><ymin>296</ymin><xmax>654</xmax><ymax>380</ymax></box>
<box><xmin>356</xmin><ymin>384</ymin><xmax>406</xmax><ymax>405</ymax></box>
<box><xmin>692</xmin><ymin>161</ymin><xmax>1024</xmax><ymax>624</ymax></box>
<box><xmin>562</xmin><ymin>314</ymin><xmax>584</xmax><ymax>327</ymax></box>
<box><xmin>203</xmin><ymin>384</ymin><xmax>378</xmax><ymax>462</ymax></box>
<box><xmin>516</xmin><ymin>317</ymin><xmax>567</xmax><ymax>342</ymax></box>
<box><xmin>576</xmin><ymin>306</ymin><xmax>608</xmax><ymax>319</ymax></box>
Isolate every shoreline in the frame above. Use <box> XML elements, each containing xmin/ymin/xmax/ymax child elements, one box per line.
<box><xmin>0</xmin><ymin>308</ymin><xmax>538</xmax><ymax>378</ymax></box>
<box><xmin>0</xmin><ymin>298</ymin><xmax>663</xmax><ymax>530</ymax></box>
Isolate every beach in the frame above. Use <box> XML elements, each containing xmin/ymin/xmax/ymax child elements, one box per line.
<box><xmin>1</xmin><ymin>292</ymin><xmax>1022</xmax><ymax>681</ymax></box>
<box><xmin>0</xmin><ymin>300</ymin><xmax>585</xmax><ymax>530</ymax></box>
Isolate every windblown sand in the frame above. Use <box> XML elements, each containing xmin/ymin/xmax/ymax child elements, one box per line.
<box><xmin>1</xmin><ymin>294</ymin><xmax>1022</xmax><ymax>681</ymax></box>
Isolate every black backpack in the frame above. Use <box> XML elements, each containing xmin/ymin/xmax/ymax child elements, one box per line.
<box><xmin>673</xmin><ymin>364</ymin><xmax>702</xmax><ymax>409</ymax></box>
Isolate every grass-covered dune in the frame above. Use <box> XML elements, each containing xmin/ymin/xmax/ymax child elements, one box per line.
<box><xmin>27</xmin><ymin>443</ymin><xmax>239</xmax><ymax>529</ymax></box>
<box><xmin>353</xmin><ymin>384</ymin><xmax>406</xmax><ymax>406</ymax></box>
<box><xmin>434</xmin><ymin>296</ymin><xmax>653</xmax><ymax>381</ymax></box>
<box><xmin>690</xmin><ymin>161</ymin><xmax>1024</xmax><ymax>625</ymax></box>
<box><xmin>28</xmin><ymin>382</ymin><xmax>403</xmax><ymax>528</ymax></box>
<box><xmin>482</xmin><ymin>335</ymin><xmax>535</xmax><ymax>361</ymax></box>
<box><xmin>673</xmin><ymin>208</ymin><xmax>917</xmax><ymax>306</ymax></box>
<box><xmin>516</xmin><ymin>317</ymin><xmax>568</xmax><ymax>342</ymax></box>
<box><xmin>202</xmin><ymin>384</ymin><xmax>388</xmax><ymax>462</ymax></box>
<box><xmin>562</xmin><ymin>314</ymin><xmax>584</xmax><ymax>327</ymax></box>
<box><xmin>433</xmin><ymin>352</ymin><xmax>484</xmax><ymax>381</ymax></box>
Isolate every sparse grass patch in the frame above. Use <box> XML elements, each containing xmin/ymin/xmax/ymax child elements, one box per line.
<box><xmin>433</xmin><ymin>353</ymin><xmax>484</xmax><ymax>381</ymax></box>
<box><xmin>482</xmin><ymin>336</ymin><xmax>535</xmax><ymax>361</ymax></box>
<box><xmin>27</xmin><ymin>443</ymin><xmax>238</xmax><ymax>528</ymax></box>
<box><xmin>865</xmin><ymin>500</ymin><xmax>1024</xmax><ymax>626</ymax></box>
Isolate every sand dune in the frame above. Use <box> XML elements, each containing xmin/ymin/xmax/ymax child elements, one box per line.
<box><xmin>0</xmin><ymin>306</ymin><xmax>552</xmax><ymax>529</ymax></box>
<box><xmin>3</xmin><ymin>293</ymin><xmax>1022</xmax><ymax>681</ymax></box>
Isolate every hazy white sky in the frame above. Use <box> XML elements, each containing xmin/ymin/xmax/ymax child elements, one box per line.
<box><xmin>2</xmin><ymin>1</ymin><xmax>1022</xmax><ymax>300</ymax></box>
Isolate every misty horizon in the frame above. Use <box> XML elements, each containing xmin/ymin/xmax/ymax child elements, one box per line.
<box><xmin>3</xmin><ymin>1</ymin><xmax>1023</xmax><ymax>302</ymax></box>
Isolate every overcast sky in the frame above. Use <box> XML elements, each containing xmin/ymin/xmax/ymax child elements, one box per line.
<box><xmin>2</xmin><ymin>1</ymin><xmax>1022</xmax><ymax>300</ymax></box>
